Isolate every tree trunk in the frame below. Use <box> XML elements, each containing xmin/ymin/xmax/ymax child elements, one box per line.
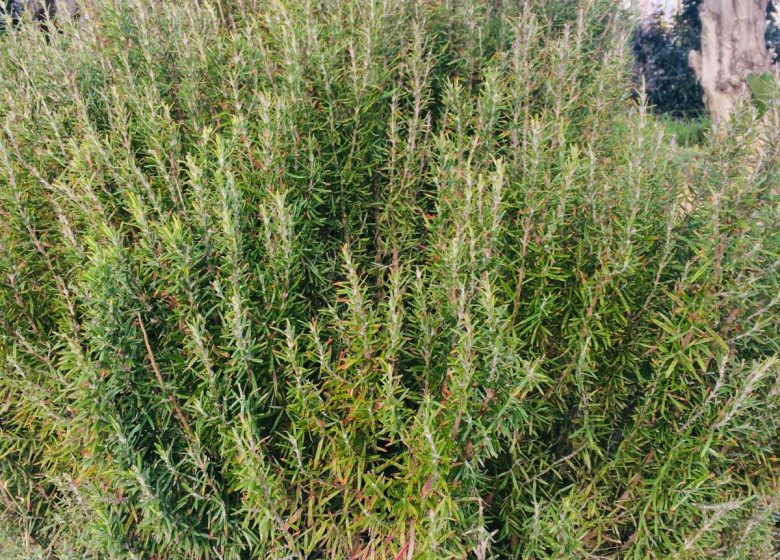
<box><xmin>689</xmin><ymin>0</ymin><xmax>777</xmax><ymax>122</ymax></box>
<box><xmin>637</xmin><ymin>0</ymin><xmax>656</xmax><ymax>23</ymax></box>
<box><xmin>635</xmin><ymin>0</ymin><xmax>682</xmax><ymax>26</ymax></box>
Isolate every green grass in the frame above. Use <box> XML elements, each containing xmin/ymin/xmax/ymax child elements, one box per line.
<box><xmin>0</xmin><ymin>1</ymin><xmax>778</xmax><ymax>559</ymax></box>
<box><xmin>661</xmin><ymin>115</ymin><xmax>712</xmax><ymax>146</ymax></box>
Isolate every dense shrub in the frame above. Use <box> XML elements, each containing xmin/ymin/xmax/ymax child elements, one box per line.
<box><xmin>631</xmin><ymin>9</ymin><xmax>704</xmax><ymax>117</ymax></box>
<box><xmin>0</xmin><ymin>1</ymin><xmax>778</xmax><ymax>558</ymax></box>
<box><xmin>769</xmin><ymin>2</ymin><xmax>780</xmax><ymax>64</ymax></box>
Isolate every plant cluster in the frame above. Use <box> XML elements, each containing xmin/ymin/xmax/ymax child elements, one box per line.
<box><xmin>0</xmin><ymin>1</ymin><xmax>778</xmax><ymax>559</ymax></box>
<box><xmin>631</xmin><ymin>1</ymin><xmax>704</xmax><ymax>118</ymax></box>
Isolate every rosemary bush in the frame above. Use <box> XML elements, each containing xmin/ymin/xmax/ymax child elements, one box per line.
<box><xmin>0</xmin><ymin>1</ymin><xmax>778</xmax><ymax>558</ymax></box>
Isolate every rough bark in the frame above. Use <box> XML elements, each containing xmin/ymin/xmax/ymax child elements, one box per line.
<box><xmin>689</xmin><ymin>0</ymin><xmax>778</xmax><ymax>122</ymax></box>
<box><xmin>635</xmin><ymin>0</ymin><xmax>682</xmax><ymax>25</ymax></box>
<box><xmin>637</xmin><ymin>0</ymin><xmax>656</xmax><ymax>23</ymax></box>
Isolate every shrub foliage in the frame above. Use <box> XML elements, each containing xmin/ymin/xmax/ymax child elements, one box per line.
<box><xmin>631</xmin><ymin>13</ymin><xmax>704</xmax><ymax>117</ymax></box>
<box><xmin>0</xmin><ymin>1</ymin><xmax>778</xmax><ymax>558</ymax></box>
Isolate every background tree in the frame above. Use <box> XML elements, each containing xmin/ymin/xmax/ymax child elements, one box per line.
<box><xmin>632</xmin><ymin>11</ymin><xmax>705</xmax><ymax>117</ymax></box>
<box><xmin>633</xmin><ymin>0</ymin><xmax>779</xmax><ymax>119</ymax></box>
<box><xmin>689</xmin><ymin>0</ymin><xmax>779</xmax><ymax>121</ymax></box>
